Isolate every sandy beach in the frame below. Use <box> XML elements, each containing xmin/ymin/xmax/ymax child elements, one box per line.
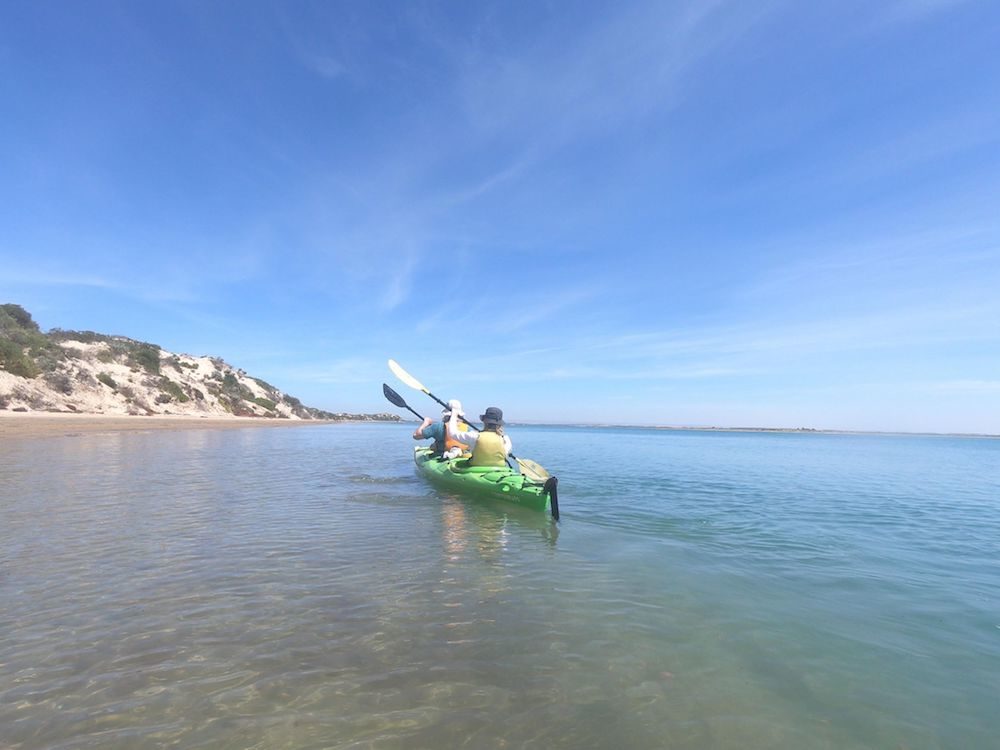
<box><xmin>0</xmin><ymin>412</ymin><xmax>338</xmax><ymax>440</ymax></box>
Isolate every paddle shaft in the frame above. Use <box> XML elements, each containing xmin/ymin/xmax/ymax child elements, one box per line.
<box><xmin>400</xmin><ymin>403</ymin><xmax>425</xmax><ymax>421</ymax></box>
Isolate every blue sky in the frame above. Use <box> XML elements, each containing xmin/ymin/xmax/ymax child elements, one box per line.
<box><xmin>2</xmin><ymin>1</ymin><xmax>998</xmax><ymax>433</ymax></box>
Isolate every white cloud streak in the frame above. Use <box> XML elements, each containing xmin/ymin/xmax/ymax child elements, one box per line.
<box><xmin>458</xmin><ymin>1</ymin><xmax>780</xmax><ymax>149</ymax></box>
<box><xmin>437</xmin><ymin>296</ymin><xmax>1000</xmax><ymax>388</ymax></box>
<box><xmin>924</xmin><ymin>379</ymin><xmax>1000</xmax><ymax>394</ymax></box>
<box><xmin>878</xmin><ymin>0</ymin><xmax>977</xmax><ymax>25</ymax></box>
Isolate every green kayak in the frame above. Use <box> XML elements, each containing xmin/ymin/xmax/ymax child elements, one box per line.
<box><xmin>413</xmin><ymin>447</ymin><xmax>560</xmax><ymax>519</ymax></box>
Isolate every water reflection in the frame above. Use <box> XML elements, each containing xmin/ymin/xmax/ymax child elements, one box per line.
<box><xmin>441</xmin><ymin>502</ymin><xmax>469</xmax><ymax>560</ymax></box>
<box><xmin>431</xmin><ymin>494</ymin><xmax>562</xmax><ymax>652</ymax></box>
<box><xmin>438</xmin><ymin>493</ymin><xmax>559</xmax><ymax>561</ymax></box>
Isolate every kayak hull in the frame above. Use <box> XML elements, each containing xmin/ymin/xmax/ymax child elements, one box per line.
<box><xmin>413</xmin><ymin>446</ymin><xmax>555</xmax><ymax>516</ymax></box>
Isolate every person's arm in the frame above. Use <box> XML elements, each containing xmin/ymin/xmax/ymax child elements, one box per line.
<box><xmin>413</xmin><ymin>417</ymin><xmax>433</xmax><ymax>439</ymax></box>
<box><xmin>502</xmin><ymin>434</ymin><xmax>512</xmax><ymax>456</ymax></box>
<box><xmin>448</xmin><ymin>411</ymin><xmax>477</xmax><ymax>446</ymax></box>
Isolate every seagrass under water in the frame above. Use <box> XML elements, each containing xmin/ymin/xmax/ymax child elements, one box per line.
<box><xmin>1</xmin><ymin>422</ymin><xmax>997</xmax><ymax>748</ymax></box>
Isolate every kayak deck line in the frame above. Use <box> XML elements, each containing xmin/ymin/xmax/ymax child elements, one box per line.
<box><xmin>413</xmin><ymin>447</ymin><xmax>560</xmax><ymax>520</ymax></box>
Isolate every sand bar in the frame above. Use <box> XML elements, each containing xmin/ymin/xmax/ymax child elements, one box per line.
<box><xmin>0</xmin><ymin>412</ymin><xmax>339</xmax><ymax>440</ymax></box>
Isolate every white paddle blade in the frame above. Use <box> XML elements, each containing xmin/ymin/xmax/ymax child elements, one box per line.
<box><xmin>388</xmin><ymin>359</ymin><xmax>428</xmax><ymax>393</ymax></box>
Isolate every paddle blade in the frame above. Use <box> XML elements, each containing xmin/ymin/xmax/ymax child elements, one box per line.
<box><xmin>388</xmin><ymin>359</ymin><xmax>428</xmax><ymax>393</ymax></box>
<box><xmin>516</xmin><ymin>457</ymin><xmax>550</xmax><ymax>481</ymax></box>
<box><xmin>382</xmin><ymin>383</ymin><xmax>408</xmax><ymax>408</ymax></box>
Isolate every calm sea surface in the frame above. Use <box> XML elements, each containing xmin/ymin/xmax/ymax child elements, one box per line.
<box><xmin>1</xmin><ymin>422</ymin><xmax>998</xmax><ymax>749</ymax></box>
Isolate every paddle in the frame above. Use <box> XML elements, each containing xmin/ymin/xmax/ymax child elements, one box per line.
<box><xmin>382</xmin><ymin>383</ymin><xmax>425</xmax><ymax>421</ymax></box>
<box><xmin>387</xmin><ymin>359</ymin><xmax>551</xmax><ymax>481</ymax></box>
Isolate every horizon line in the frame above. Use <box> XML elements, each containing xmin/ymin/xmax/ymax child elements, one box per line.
<box><xmin>390</xmin><ymin>417</ymin><xmax>1000</xmax><ymax>440</ymax></box>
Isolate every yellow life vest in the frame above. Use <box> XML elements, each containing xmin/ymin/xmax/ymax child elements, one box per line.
<box><xmin>469</xmin><ymin>430</ymin><xmax>507</xmax><ymax>467</ymax></box>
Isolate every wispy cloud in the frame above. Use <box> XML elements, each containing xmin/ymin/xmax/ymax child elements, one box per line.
<box><xmin>430</xmin><ymin>296</ymin><xmax>999</xmax><ymax>391</ymax></box>
<box><xmin>1</xmin><ymin>269</ymin><xmax>121</xmax><ymax>290</ymax></box>
<box><xmin>442</xmin><ymin>156</ymin><xmax>536</xmax><ymax>206</ymax></box>
<box><xmin>720</xmin><ymin>110</ymin><xmax>1000</xmax><ymax>220</ymax></box>
<box><xmin>275</xmin><ymin>3</ymin><xmax>358</xmax><ymax>83</ymax></box>
<box><xmin>877</xmin><ymin>0</ymin><xmax>977</xmax><ymax>25</ymax></box>
<box><xmin>0</xmin><ymin>262</ymin><xmax>202</xmax><ymax>305</ymax></box>
<box><xmin>736</xmin><ymin>222</ymin><xmax>1000</xmax><ymax>317</ymax></box>
<box><xmin>267</xmin><ymin>356</ymin><xmax>376</xmax><ymax>385</ymax></box>
<box><xmin>378</xmin><ymin>250</ymin><xmax>418</xmax><ymax>312</ymax></box>
<box><xmin>501</xmin><ymin>287</ymin><xmax>597</xmax><ymax>333</ymax></box>
<box><xmin>924</xmin><ymin>379</ymin><xmax>1000</xmax><ymax>394</ymax></box>
<box><xmin>302</xmin><ymin>54</ymin><xmax>346</xmax><ymax>80</ymax></box>
<box><xmin>457</xmin><ymin>1</ymin><xmax>778</xmax><ymax>149</ymax></box>
<box><xmin>819</xmin><ymin>111</ymin><xmax>999</xmax><ymax>191</ymax></box>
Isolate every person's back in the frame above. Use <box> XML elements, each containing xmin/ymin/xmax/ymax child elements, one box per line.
<box><xmin>468</xmin><ymin>430</ymin><xmax>508</xmax><ymax>467</ymax></box>
<box><xmin>468</xmin><ymin>407</ymin><xmax>511</xmax><ymax>468</ymax></box>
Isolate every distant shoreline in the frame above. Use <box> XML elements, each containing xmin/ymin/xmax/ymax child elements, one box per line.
<box><xmin>528</xmin><ymin>423</ymin><xmax>1000</xmax><ymax>439</ymax></box>
<box><xmin>394</xmin><ymin>416</ymin><xmax>999</xmax><ymax>440</ymax></box>
<box><xmin>3</xmin><ymin>412</ymin><xmax>995</xmax><ymax>441</ymax></box>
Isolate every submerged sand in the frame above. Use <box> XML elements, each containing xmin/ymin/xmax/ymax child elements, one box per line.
<box><xmin>0</xmin><ymin>412</ymin><xmax>337</xmax><ymax>440</ymax></box>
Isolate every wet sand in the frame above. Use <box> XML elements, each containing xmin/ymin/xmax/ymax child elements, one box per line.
<box><xmin>0</xmin><ymin>412</ymin><xmax>337</xmax><ymax>440</ymax></box>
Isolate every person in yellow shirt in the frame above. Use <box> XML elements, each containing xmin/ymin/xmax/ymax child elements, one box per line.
<box><xmin>447</xmin><ymin>406</ymin><xmax>512</xmax><ymax>467</ymax></box>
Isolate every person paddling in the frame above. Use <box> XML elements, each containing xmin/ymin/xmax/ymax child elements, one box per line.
<box><xmin>413</xmin><ymin>399</ymin><xmax>468</xmax><ymax>458</ymax></box>
<box><xmin>447</xmin><ymin>406</ymin><xmax>512</xmax><ymax>467</ymax></box>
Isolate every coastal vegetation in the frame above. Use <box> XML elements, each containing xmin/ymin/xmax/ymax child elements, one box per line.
<box><xmin>0</xmin><ymin>304</ymin><xmax>398</xmax><ymax>422</ymax></box>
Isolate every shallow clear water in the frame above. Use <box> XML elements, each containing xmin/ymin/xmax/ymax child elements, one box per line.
<box><xmin>1</xmin><ymin>423</ymin><xmax>998</xmax><ymax>749</ymax></box>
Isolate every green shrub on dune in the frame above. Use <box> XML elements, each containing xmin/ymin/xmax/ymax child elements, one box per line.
<box><xmin>253</xmin><ymin>397</ymin><xmax>277</xmax><ymax>412</ymax></box>
<box><xmin>0</xmin><ymin>339</ymin><xmax>40</xmax><ymax>378</ymax></box>
<box><xmin>158</xmin><ymin>377</ymin><xmax>190</xmax><ymax>403</ymax></box>
<box><xmin>1</xmin><ymin>305</ymin><xmax>48</xmax><ymax>378</ymax></box>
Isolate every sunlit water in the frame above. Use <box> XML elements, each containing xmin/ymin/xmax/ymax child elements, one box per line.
<box><xmin>1</xmin><ymin>423</ymin><xmax>998</xmax><ymax>749</ymax></box>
